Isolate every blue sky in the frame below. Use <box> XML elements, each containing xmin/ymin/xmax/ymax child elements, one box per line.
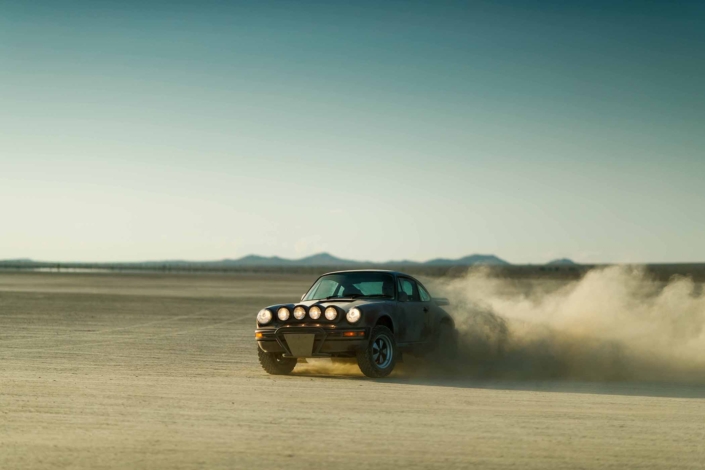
<box><xmin>1</xmin><ymin>1</ymin><xmax>704</xmax><ymax>263</ymax></box>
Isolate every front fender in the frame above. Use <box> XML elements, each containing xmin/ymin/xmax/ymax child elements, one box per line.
<box><xmin>359</xmin><ymin>303</ymin><xmax>401</xmax><ymax>342</ymax></box>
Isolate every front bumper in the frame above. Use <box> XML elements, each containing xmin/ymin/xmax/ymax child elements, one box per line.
<box><xmin>256</xmin><ymin>325</ymin><xmax>367</xmax><ymax>357</ymax></box>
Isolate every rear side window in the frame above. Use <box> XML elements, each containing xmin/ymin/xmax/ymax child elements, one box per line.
<box><xmin>397</xmin><ymin>278</ymin><xmax>420</xmax><ymax>302</ymax></box>
<box><xmin>418</xmin><ymin>284</ymin><xmax>431</xmax><ymax>302</ymax></box>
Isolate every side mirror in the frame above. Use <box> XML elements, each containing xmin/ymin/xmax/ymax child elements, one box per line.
<box><xmin>398</xmin><ymin>292</ymin><xmax>409</xmax><ymax>302</ymax></box>
<box><xmin>434</xmin><ymin>297</ymin><xmax>450</xmax><ymax>306</ymax></box>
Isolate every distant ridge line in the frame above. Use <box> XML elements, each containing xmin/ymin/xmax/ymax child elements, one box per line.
<box><xmin>0</xmin><ymin>252</ymin><xmax>514</xmax><ymax>267</ymax></box>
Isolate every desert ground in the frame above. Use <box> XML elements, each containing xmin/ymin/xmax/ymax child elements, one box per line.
<box><xmin>1</xmin><ymin>271</ymin><xmax>704</xmax><ymax>469</ymax></box>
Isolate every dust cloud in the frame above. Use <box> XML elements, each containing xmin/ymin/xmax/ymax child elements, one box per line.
<box><xmin>432</xmin><ymin>266</ymin><xmax>705</xmax><ymax>383</ymax></box>
<box><xmin>294</xmin><ymin>358</ymin><xmax>361</xmax><ymax>376</ymax></box>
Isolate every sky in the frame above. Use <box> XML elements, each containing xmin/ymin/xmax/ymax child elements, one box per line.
<box><xmin>1</xmin><ymin>0</ymin><xmax>704</xmax><ymax>264</ymax></box>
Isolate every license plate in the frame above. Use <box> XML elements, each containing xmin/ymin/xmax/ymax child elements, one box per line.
<box><xmin>284</xmin><ymin>334</ymin><xmax>314</xmax><ymax>357</ymax></box>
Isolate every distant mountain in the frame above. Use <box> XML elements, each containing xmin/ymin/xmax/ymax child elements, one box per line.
<box><xmin>0</xmin><ymin>258</ymin><xmax>33</xmax><ymax>264</ymax></box>
<box><xmin>546</xmin><ymin>258</ymin><xmax>578</xmax><ymax>266</ymax></box>
<box><xmin>210</xmin><ymin>252</ymin><xmax>360</xmax><ymax>267</ymax></box>
<box><xmin>383</xmin><ymin>259</ymin><xmax>419</xmax><ymax>266</ymax></box>
<box><xmin>220</xmin><ymin>255</ymin><xmax>293</xmax><ymax>266</ymax></box>
<box><xmin>423</xmin><ymin>254</ymin><xmax>510</xmax><ymax>266</ymax></box>
<box><xmin>297</xmin><ymin>253</ymin><xmax>360</xmax><ymax>266</ymax></box>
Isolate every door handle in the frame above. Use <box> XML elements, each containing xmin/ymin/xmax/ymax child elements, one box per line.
<box><xmin>423</xmin><ymin>307</ymin><xmax>429</xmax><ymax>313</ymax></box>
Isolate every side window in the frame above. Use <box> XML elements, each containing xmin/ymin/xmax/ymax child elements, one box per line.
<box><xmin>397</xmin><ymin>278</ymin><xmax>420</xmax><ymax>302</ymax></box>
<box><xmin>418</xmin><ymin>284</ymin><xmax>431</xmax><ymax>302</ymax></box>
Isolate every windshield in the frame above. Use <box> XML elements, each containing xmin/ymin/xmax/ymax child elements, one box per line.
<box><xmin>303</xmin><ymin>272</ymin><xmax>395</xmax><ymax>301</ymax></box>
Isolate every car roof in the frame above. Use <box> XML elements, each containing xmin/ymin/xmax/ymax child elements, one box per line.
<box><xmin>322</xmin><ymin>269</ymin><xmax>409</xmax><ymax>277</ymax></box>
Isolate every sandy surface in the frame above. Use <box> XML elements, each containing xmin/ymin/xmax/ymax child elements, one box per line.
<box><xmin>1</xmin><ymin>272</ymin><xmax>704</xmax><ymax>469</ymax></box>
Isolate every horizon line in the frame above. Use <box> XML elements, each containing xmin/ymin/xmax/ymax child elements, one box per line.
<box><xmin>1</xmin><ymin>253</ymin><xmax>703</xmax><ymax>266</ymax></box>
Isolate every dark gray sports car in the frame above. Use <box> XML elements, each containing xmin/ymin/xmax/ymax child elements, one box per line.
<box><xmin>255</xmin><ymin>270</ymin><xmax>456</xmax><ymax>377</ymax></box>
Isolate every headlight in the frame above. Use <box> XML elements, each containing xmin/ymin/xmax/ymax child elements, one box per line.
<box><xmin>257</xmin><ymin>309</ymin><xmax>273</xmax><ymax>324</ymax></box>
<box><xmin>293</xmin><ymin>306</ymin><xmax>306</xmax><ymax>320</ymax></box>
<box><xmin>309</xmin><ymin>306</ymin><xmax>322</xmax><ymax>320</ymax></box>
<box><xmin>277</xmin><ymin>307</ymin><xmax>290</xmax><ymax>321</ymax></box>
<box><xmin>346</xmin><ymin>308</ymin><xmax>361</xmax><ymax>323</ymax></box>
<box><xmin>325</xmin><ymin>307</ymin><xmax>338</xmax><ymax>321</ymax></box>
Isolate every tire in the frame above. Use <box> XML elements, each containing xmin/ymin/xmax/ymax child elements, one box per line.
<box><xmin>356</xmin><ymin>326</ymin><xmax>397</xmax><ymax>378</ymax></box>
<box><xmin>258</xmin><ymin>347</ymin><xmax>297</xmax><ymax>375</ymax></box>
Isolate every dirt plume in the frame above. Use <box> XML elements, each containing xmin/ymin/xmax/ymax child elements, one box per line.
<box><xmin>294</xmin><ymin>358</ymin><xmax>363</xmax><ymax>377</ymax></box>
<box><xmin>429</xmin><ymin>266</ymin><xmax>705</xmax><ymax>383</ymax></box>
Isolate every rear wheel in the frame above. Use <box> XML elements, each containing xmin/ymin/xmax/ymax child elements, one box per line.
<box><xmin>258</xmin><ymin>348</ymin><xmax>297</xmax><ymax>375</ymax></box>
<box><xmin>356</xmin><ymin>326</ymin><xmax>397</xmax><ymax>378</ymax></box>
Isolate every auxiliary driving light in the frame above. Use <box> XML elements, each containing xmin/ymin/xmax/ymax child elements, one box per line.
<box><xmin>277</xmin><ymin>307</ymin><xmax>290</xmax><ymax>321</ymax></box>
<box><xmin>257</xmin><ymin>309</ymin><xmax>273</xmax><ymax>324</ymax></box>
<box><xmin>309</xmin><ymin>306</ymin><xmax>322</xmax><ymax>320</ymax></box>
<box><xmin>346</xmin><ymin>308</ymin><xmax>361</xmax><ymax>323</ymax></box>
<box><xmin>293</xmin><ymin>306</ymin><xmax>306</xmax><ymax>320</ymax></box>
<box><xmin>325</xmin><ymin>307</ymin><xmax>338</xmax><ymax>321</ymax></box>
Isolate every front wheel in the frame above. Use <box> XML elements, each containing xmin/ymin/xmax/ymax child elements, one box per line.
<box><xmin>258</xmin><ymin>348</ymin><xmax>297</xmax><ymax>375</ymax></box>
<box><xmin>356</xmin><ymin>326</ymin><xmax>397</xmax><ymax>378</ymax></box>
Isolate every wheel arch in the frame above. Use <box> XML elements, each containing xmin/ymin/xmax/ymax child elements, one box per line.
<box><xmin>439</xmin><ymin>314</ymin><xmax>455</xmax><ymax>329</ymax></box>
<box><xmin>374</xmin><ymin>315</ymin><xmax>395</xmax><ymax>334</ymax></box>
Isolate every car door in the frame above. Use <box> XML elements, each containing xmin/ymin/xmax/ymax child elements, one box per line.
<box><xmin>397</xmin><ymin>277</ymin><xmax>425</xmax><ymax>343</ymax></box>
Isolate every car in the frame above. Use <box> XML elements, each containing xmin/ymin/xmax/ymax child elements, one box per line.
<box><xmin>255</xmin><ymin>270</ymin><xmax>456</xmax><ymax>378</ymax></box>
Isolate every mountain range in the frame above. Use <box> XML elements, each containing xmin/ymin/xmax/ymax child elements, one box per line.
<box><xmin>1</xmin><ymin>253</ymin><xmax>577</xmax><ymax>267</ymax></box>
<box><xmin>117</xmin><ymin>252</ymin><xmax>513</xmax><ymax>267</ymax></box>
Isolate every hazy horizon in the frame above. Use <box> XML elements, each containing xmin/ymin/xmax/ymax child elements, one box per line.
<box><xmin>0</xmin><ymin>251</ymin><xmax>517</xmax><ymax>264</ymax></box>
<box><xmin>1</xmin><ymin>251</ymin><xmax>701</xmax><ymax>266</ymax></box>
<box><xmin>2</xmin><ymin>1</ymin><xmax>704</xmax><ymax>264</ymax></box>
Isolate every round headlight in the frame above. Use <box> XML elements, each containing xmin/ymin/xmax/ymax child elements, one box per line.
<box><xmin>346</xmin><ymin>308</ymin><xmax>361</xmax><ymax>323</ymax></box>
<box><xmin>309</xmin><ymin>306</ymin><xmax>322</xmax><ymax>320</ymax></box>
<box><xmin>325</xmin><ymin>307</ymin><xmax>338</xmax><ymax>321</ymax></box>
<box><xmin>293</xmin><ymin>306</ymin><xmax>306</xmax><ymax>320</ymax></box>
<box><xmin>277</xmin><ymin>307</ymin><xmax>290</xmax><ymax>321</ymax></box>
<box><xmin>257</xmin><ymin>309</ymin><xmax>272</xmax><ymax>324</ymax></box>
